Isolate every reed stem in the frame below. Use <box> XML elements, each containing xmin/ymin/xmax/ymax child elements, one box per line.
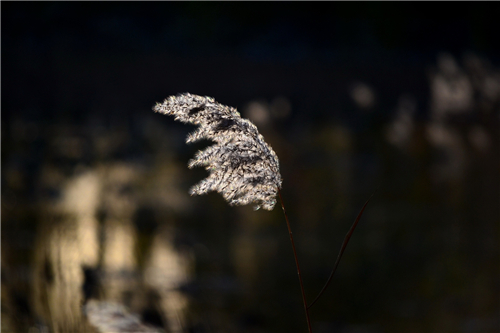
<box><xmin>307</xmin><ymin>196</ymin><xmax>372</xmax><ymax>309</ymax></box>
<box><xmin>278</xmin><ymin>188</ymin><xmax>312</xmax><ymax>333</ymax></box>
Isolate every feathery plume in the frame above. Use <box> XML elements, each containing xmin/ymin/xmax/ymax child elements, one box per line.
<box><xmin>153</xmin><ymin>93</ymin><xmax>282</xmax><ymax>210</ymax></box>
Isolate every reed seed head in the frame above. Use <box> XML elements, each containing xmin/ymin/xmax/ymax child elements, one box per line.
<box><xmin>154</xmin><ymin>93</ymin><xmax>282</xmax><ymax>210</ymax></box>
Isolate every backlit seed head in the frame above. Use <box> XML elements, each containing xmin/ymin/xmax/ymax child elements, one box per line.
<box><xmin>154</xmin><ymin>93</ymin><xmax>282</xmax><ymax>210</ymax></box>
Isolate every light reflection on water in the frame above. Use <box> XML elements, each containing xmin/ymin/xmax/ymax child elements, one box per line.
<box><xmin>3</xmin><ymin>162</ymin><xmax>193</xmax><ymax>333</ymax></box>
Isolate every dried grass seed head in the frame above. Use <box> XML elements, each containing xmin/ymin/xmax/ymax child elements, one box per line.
<box><xmin>154</xmin><ymin>93</ymin><xmax>282</xmax><ymax>210</ymax></box>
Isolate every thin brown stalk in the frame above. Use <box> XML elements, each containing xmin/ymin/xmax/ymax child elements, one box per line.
<box><xmin>278</xmin><ymin>188</ymin><xmax>312</xmax><ymax>333</ymax></box>
<box><xmin>307</xmin><ymin>195</ymin><xmax>372</xmax><ymax>309</ymax></box>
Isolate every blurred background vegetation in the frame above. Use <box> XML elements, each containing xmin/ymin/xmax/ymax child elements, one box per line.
<box><xmin>2</xmin><ymin>2</ymin><xmax>499</xmax><ymax>333</ymax></box>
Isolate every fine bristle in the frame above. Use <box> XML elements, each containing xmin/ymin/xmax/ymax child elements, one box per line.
<box><xmin>154</xmin><ymin>93</ymin><xmax>282</xmax><ymax>210</ymax></box>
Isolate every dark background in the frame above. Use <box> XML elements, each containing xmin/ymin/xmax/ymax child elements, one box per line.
<box><xmin>2</xmin><ymin>2</ymin><xmax>499</xmax><ymax>333</ymax></box>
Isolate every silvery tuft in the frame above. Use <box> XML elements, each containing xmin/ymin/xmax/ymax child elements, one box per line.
<box><xmin>154</xmin><ymin>93</ymin><xmax>282</xmax><ymax>210</ymax></box>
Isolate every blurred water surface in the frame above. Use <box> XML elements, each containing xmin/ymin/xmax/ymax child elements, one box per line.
<box><xmin>2</xmin><ymin>3</ymin><xmax>499</xmax><ymax>333</ymax></box>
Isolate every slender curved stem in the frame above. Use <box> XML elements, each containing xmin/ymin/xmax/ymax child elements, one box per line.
<box><xmin>278</xmin><ymin>188</ymin><xmax>312</xmax><ymax>333</ymax></box>
<box><xmin>307</xmin><ymin>196</ymin><xmax>372</xmax><ymax>309</ymax></box>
